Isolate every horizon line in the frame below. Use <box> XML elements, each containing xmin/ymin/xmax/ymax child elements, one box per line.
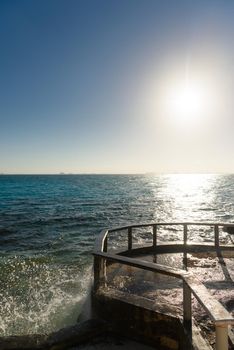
<box><xmin>0</xmin><ymin>172</ymin><xmax>233</xmax><ymax>176</ymax></box>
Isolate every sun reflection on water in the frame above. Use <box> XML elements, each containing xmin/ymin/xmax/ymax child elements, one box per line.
<box><xmin>154</xmin><ymin>174</ymin><xmax>216</xmax><ymax>222</ymax></box>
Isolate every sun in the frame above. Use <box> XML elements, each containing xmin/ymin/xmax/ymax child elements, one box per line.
<box><xmin>170</xmin><ymin>85</ymin><xmax>204</xmax><ymax>118</ymax></box>
<box><xmin>165</xmin><ymin>81</ymin><xmax>208</xmax><ymax>129</ymax></box>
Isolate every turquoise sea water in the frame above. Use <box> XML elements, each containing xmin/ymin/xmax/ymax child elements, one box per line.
<box><xmin>0</xmin><ymin>174</ymin><xmax>234</xmax><ymax>335</ymax></box>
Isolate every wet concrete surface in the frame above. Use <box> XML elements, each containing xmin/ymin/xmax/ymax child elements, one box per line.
<box><xmin>105</xmin><ymin>250</ymin><xmax>234</xmax><ymax>349</ymax></box>
<box><xmin>69</xmin><ymin>334</ymin><xmax>156</xmax><ymax>349</ymax></box>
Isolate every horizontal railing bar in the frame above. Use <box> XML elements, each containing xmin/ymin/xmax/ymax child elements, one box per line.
<box><xmin>184</xmin><ymin>276</ymin><xmax>234</xmax><ymax>325</ymax></box>
<box><xmin>95</xmin><ymin>227</ymin><xmax>234</xmax><ymax>254</ymax></box>
<box><xmin>108</xmin><ymin>222</ymin><xmax>234</xmax><ymax>233</ymax></box>
<box><xmin>93</xmin><ymin>251</ymin><xmax>189</xmax><ymax>279</ymax></box>
<box><xmin>113</xmin><ymin>243</ymin><xmax>234</xmax><ymax>256</ymax></box>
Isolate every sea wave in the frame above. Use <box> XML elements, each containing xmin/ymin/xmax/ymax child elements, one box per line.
<box><xmin>0</xmin><ymin>174</ymin><xmax>234</xmax><ymax>335</ymax></box>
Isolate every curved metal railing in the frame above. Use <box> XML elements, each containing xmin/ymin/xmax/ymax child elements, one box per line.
<box><xmin>93</xmin><ymin>222</ymin><xmax>234</xmax><ymax>350</ymax></box>
<box><xmin>95</xmin><ymin>222</ymin><xmax>234</xmax><ymax>254</ymax></box>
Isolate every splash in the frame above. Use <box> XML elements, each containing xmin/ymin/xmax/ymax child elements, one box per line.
<box><xmin>0</xmin><ymin>256</ymin><xmax>92</xmax><ymax>336</ymax></box>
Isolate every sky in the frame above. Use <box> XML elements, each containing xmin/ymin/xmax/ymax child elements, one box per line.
<box><xmin>1</xmin><ymin>0</ymin><xmax>234</xmax><ymax>174</ymax></box>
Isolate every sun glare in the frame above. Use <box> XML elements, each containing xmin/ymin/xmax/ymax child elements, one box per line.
<box><xmin>156</xmin><ymin>74</ymin><xmax>216</xmax><ymax>130</ymax></box>
<box><xmin>165</xmin><ymin>81</ymin><xmax>209</xmax><ymax>129</ymax></box>
<box><xmin>170</xmin><ymin>86</ymin><xmax>204</xmax><ymax>118</ymax></box>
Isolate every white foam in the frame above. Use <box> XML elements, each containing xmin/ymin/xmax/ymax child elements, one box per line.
<box><xmin>0</xmin><ymin>258</ymin><xmax>92</xmax><ymax>336</ymax></box>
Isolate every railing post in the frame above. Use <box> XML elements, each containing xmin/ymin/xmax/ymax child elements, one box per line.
<box><xmin>183</xmin><ymin>280</ymin><xmax>192</xmax><ymax>338</ymax></box>
<box><xmin>93</xmin><ymin>255</ymin><xmax>101</xmax><ymax>292</ymax></box>
<box><xmin>100</xmin><ymin>256</ymin><xmax>107</xmax><ymax>288</ymax></box>
<box><xmin>103</xmin><ymin>236</ymin><xmax>108</xmax><ymax>252</ymax></box>
<box><xmin>93</xmin><ymin>255</ymin><xmax>107</xmax><ymax>292</ymax></box>
<box><xmin>183</xmin><ymin>224</ymin><xmax>188</xmax><ymax>270</ymax></box>
<box><xmin>183</xmin><ymin>224</ymin><xmax>188</xmax><ymax>245</ymax></box>
<box><xmin>215</xmin><ymin>324</ymin><xmax>228</xmax><ymax>350</ymax></box>
<box><xmin>153</xmin><ymin>224</ymin><xmax>158</xmax><ymax>263</ymax></box>
<box><xmin>153</xmin><ymin>224</ymin><xmax>157</xmax><ymax>248</ymax></box>
<box><xmin>128</xmin><ymin>227</ymin><xmax>132</xmax><ymax>250</ymax></box>
<box><xmin>215</xmin><ymin>225</ymin><xmax>219</xmax><ymax>248</ymax></box>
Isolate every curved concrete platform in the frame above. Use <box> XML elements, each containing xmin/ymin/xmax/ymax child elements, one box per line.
<box><xmin>93</xmin><ymin>222</ymin><xmax>234</xmax><ymax>350</ymax></box>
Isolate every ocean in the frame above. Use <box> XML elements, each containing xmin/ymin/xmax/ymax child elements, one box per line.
<box><xmin>0</xmin><ymin>174</ymin><xmax>234</xmax><ymax>336</ymax></box>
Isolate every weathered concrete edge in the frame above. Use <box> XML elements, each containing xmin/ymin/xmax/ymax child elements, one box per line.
<box><xmin>93</xmin><ymin>287</ymin><xmax>186</xmax><ymax>350</ymax></box>
<box><xmin>0</xmin><ymin>318</ymin><xmax>109</xmax><ymax>350</ymax></box>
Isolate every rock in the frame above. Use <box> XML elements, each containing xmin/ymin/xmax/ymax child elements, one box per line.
<box><xmin>0</xmin><ymin>319</ymin><xmax>108</xmax><ymax>350</ymax></box>
<box><xmin>0</xmin><ymin>334</ymin><xmax>47</xmax><ymax>349</ymax></box>
<box><xmin>220</xmin><ymin>296</ymin><xmax>234</xmax><ymax>312</ymax></box>
<box><xmin>45</xmin><ymin>319</ymin><xmax>108</xmax><ymax>350</ymax></box>
<box><xmin>223</xmin><ymin>226</ymin><xmax>234</xmax><ymax>235</ymax></box>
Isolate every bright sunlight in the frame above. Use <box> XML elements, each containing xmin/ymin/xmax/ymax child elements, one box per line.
<box><xmin>165</xmin><ymin>80</ymin><xmax>211</xmax><ymax>129</ymax></box>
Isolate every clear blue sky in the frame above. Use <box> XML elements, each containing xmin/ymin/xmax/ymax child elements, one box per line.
<box><xmin>1</xmin><ymin>0</ymin><xmax>234</xmax><ymax>174</ymax></box>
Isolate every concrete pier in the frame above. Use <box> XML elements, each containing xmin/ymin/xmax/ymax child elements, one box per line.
<box><xmin>92</xmin><ymin>222</ymin><xmax>234</xmax><ymax>350</ymax></box>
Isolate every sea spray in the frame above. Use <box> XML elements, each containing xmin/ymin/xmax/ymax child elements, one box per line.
<box><xmin>0</xmin><ymin>255</ymin><xmax>92</xmax><ymax>336</ymax></box>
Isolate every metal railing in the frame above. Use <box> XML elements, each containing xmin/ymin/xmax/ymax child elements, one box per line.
<box><xmin>93</xmin><ymin>222</ymin><xmax>234</xmax><ymax>350</ymax></box>
<box><xmin>95</xmin><ymin>222</ymin><xmax>234</xmax><ymax>252</ymax></box>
